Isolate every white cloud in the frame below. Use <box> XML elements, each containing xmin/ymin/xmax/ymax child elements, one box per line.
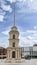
<box><xmin>34</xmin><ymin>26</ymin><xmax>37</xmax><ymax>30</ymax></box>
<box><xmin>0</xmin><ymin>0</ymin><xmax>12</xmax><ymax>12</ymax></box>
<box><xmin>0</xmin><ymin>9</ymin><xmax>6</xmax><ymax>22</ymax></box>
<box><xmin>17</xmin><ymin>0</ymin><xmax>26</xmax><ymax>2</ymax></box>
<box><xmin>30</xmin><ymin>0</ymin><xmax>33</xmax><ymax>2</ymax></box>
<box><xmin>1</xmin><ymin>4</ymin><xmax>12</xmax><ymax>13</ymax></box>
<box><xmin>7</xmin><ymin>0</ymin><xmax>16</xmax><ymax>3</ymax></box>
<box><xmin>0</xmin><ymin>42</ymin><xmax>9</xmax><ymax>48</ymax></box>
<box><xmin>19</xmin><ymin>29</ymin><xmax>37</xmax><ymax>47</ymax></box>
<box><xmin>0</xmin><ymin>0</ymin><xmax>12</xmax><ymax>21</ymax></box>
<box><xmin>27</xmin><ymin>30</ymin><xmax>37</xmax><ymax>33</ymax></box>
<box><xmin>17</xmin><ymin>0</ymin><xmax>37</xmax><ymax>13</ymax></box>
<box><xmin>0</xmin><ymin>15</ymin><xmax>4</xmax><ymax>22</ymax></box>
<box><xmin>28</xmin><ymin>0</ymin><xmax>37</xmax><ymax>11</ymax></box>
<box><xmin>2</xmin><ymin>30</ymin><xmax>9</xmax><ymax>35</ymax></box>
<box><xmin>19</xmin><ymin>35</ymin><xmax>33</xmax><ymax>47</ymax></box>
<box><xmin>2</xmin><ymin>29</ymin><xmax>10</xmax><ymax>35</ymax></box>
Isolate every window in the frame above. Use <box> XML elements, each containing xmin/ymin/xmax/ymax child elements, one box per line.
<box><xmin>13</xmin><ymin>42</ymin><xmax>15</xmax><ymax>47</ymax></box>
<box><xmin>12</xmin><ymin>51</ymin><xmax>15</xmax><ymax>58</ymax></box>
<box><xmin>13</xmin><ymin>35</ymin><xmax>15</xmax><ymax>39</ymax></box>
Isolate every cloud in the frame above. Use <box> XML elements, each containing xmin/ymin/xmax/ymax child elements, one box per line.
<box><xmin>0</xmin><ymin>0</ymin><xmax>13</xmax><ymax>22</ymax></box>
<box><xmin>0</xmin><ymin>0</ymin><xmax>37</xmax><ymax>22</ymax></box>
<box><xmin>17</xmin><ymin>0</ymin><xmax>37</xmax><ymax>13</ymax></box>
<box><xmin>1</xmin><ymin>4</ymin><xmax>12</xmax><ymax>13</ymax></box>
<box><xmin>0</xmin><ymin>0</ymin><xmax>37</xmax><ymax>47</ymax></box>
<box><xmin>2</xmin><ymin>29</ymin><xmax>10</xmax><ymax>35</ymax></box>
<box><xmin>17</xmin><ymin>0</ymin><xmax>26</xmax><ymax>2</ymax></box>
<box><xmin>26</xmin><ymin>30</ymin><xmax>37</xmax><ymax>34</ymax></box>
<box><xmin>28</xmin><ymin>0</ymin><xmax>37</xmax><ymax>11</ymax></box>
<box><xmin>2</xmin><ymin>30</ymin><xmax>9</xmax><ymax>35</ymax></box>
<box><xmin>1</xmin><ymin>0</ymin><xmax>12</xmax><ymax>13</ymax></box>
<box><xmin>34</xmin><ymin>26</ymin><xmax>37</xmax><ymax>30</ymax></box>
<box><xmin>19</xmin><ymin>29</ymin><xmax>37</xmax><ymax>47</ymax></box>
<box><xmin>0</xmin><ymin>42</ymin><xmax>9</xmax><ymax>48</ymax></box>
<box><xmin>0</xmin><ymin>9</ymin><xmax>6</xmax><ymax>22</ymax></box>
<box><xmin>19</xmin><ymin>35</ymin><xmax>34</xmax><ymax>47</ymax></box>
<box><xmin>7</xmin><ymin>0</ymin><xmax>16</xmax><ymax>3</ymax></box>
<box><xmin>0</xmin><ymin>15</ymin><xmax>4</xmax><ymax>22</ymax></box>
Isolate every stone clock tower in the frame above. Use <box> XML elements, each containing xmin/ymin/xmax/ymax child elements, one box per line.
<box><xmin>7</xmin><ymin>3</ymin><xmax>21</xmax><ymax>63</ymax></box>
<box><xmin>7</xmin><ymin>26</ymin><xmax>21</xmax><ymax>62</ymax></box>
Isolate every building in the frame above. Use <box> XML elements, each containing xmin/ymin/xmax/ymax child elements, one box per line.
<box><xmin>0</xmin><ymin>47</ymin><xmax>7</xmax><ymax>59</ymax></box>
<box><xmin>30</xmin><ymin>44</ymin><xmax>37</xmax><ymax>58</ymax></box>
<box><xmin>21</xmin><ymin>47</ymin><xmax>31</xmax><ymax>58</ymax></box>
<box><xmin>7</xmin><ymin>26</ymin><xmax>21</xmax><ymax>62</ymax></box>
<box><xmin>21</xmin><ymin>45</ymin><xmax>37</xmax><ymax>59</ymax></box>
<box><xmin>6</xmin><ymin>2</ymin><xmax>21</xmax><ymax>62</ymax></box>
<box><xmin>0</xmin><ymin>44</ymin><xmax>37</xmax><ymax>60</ymax></box>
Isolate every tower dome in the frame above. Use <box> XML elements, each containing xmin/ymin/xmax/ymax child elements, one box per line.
<box><xmin>9</xmin><ymin>25</ymin><xmax>19</xmax><ymax>34</ymax></box>
<box><xmin>11</xmin><ymin>26</ymin><xmax>18</xmax><ymax>31</ymax></box>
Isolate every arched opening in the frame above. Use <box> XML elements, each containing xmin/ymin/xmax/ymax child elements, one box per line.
<box><xmin>12</xmin><ymin>51</ymin><xmax>15</xmax><ymax>58</ymax></box>
<box><xmin>13</xmin><ymin>42</ymin><xmax>15</xmax><ymax>47</ymax></box>
<box><xmin>13</xmin><ymin>35</ymin><xmax>15</xmax><ymax>39</ymax></box>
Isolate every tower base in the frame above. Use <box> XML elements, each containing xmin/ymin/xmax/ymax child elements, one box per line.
<box><xmin>5</xmin><ymin>59</ymin><xmax>21</xmax><ymax>63</ymax></box>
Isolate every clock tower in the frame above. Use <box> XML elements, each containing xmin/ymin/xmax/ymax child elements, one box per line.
<box><xmin>7</xmin><ymin>2</ymin><xmax>21</xmax><ymax>63</ymax></box>
<box><xmin>7</xmin><ymin>26</ymin><xmax>21</xmax><ymax>63</ymax></box>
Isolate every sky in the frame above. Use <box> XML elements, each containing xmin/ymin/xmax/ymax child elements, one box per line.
<box><xmin>0</xmin><ymin>0</ymin><xmax>37</xmax><ymax>47</ymax></box>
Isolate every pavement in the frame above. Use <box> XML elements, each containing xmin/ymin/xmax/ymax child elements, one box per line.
<box><xmin>0</xmin><ymin>59</ymin><xmax>37</xmax><ymax>65</ymax></box>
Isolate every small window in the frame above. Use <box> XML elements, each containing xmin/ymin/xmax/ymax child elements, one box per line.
<box><xmin>13</xmin><ymin>35</ymin><xmax>15</xmax><ymax>39</ymax></box>
<box><xmin>13</xmin><ymin>42</ymin><xmax>15</xmax><ymax>47</ymax></box>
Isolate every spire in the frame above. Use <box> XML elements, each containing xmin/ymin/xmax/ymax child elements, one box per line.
<box><xmin>14</xmin><ymin>2</ymin><xmax>16</xmax><ymax>26</ymax></box>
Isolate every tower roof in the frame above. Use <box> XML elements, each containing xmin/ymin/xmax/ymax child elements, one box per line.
<box><xmin>9</xmin><ymin>25</ymin><xmax>19</xmax><ymax>34</ymax></box>
<box><xmin>11</xmin><ymin>25</ymin><xmax>18</xmax><ymax>31</ymax></box>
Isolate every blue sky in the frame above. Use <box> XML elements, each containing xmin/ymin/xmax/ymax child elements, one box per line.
<box><xmin>0</xmin><ymin>0</ymin><xmax>37</xmax><ymax>47</ymax></box>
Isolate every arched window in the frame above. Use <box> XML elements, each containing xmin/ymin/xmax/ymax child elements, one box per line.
<box><xmin>13</xmin><ymin>35</ymin><xmax>15</xmax><ymax>39</ymax></box>
<box><xmin>12</xmin><ymin>51</ymin><xmax>15</xmax><ymax>58</ymax></box>
<box><xmin>13</xmin><ymin>42</ymin><xmax>15</xmax><ymax>47</ymax></box>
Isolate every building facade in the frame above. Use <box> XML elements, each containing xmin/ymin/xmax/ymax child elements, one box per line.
<box><xmin>21</xmin><ymin>47</ymin><xmax>31</xmax><ymax>58</ymax></box>
<box><xmin>7</xmin><ymin>26</ymin><xmax>21</xmax><ymax>62</ymax></box>
<box><xmin>0</xmin><ymin>44</ymin><xmax>37</xmax><ymax>59</ymax></box>
<box><xmin>0</xmin><ymin>47</ymin><xmax>7</xmax><ymax>59</ymax></box>
<box><xmin>21</xmin><ymin>45</ymin><xmax>37</xmax><ymax>59</ymax></box>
